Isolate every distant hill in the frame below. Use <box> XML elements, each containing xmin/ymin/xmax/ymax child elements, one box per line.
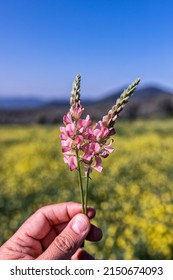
<box><xmin>85</xmin><ymin>85</ymin><xmax>173</xmax><ymax>120</ymax></box>
<box><xmin>0</xmin><ymin>97</ymin><xmax>46</xmax><ymax>109</ymax></box>
<box><xmin>0</xmin><ymin>85</ymin><xmax>173</xmax><ymax>124</ymax></box>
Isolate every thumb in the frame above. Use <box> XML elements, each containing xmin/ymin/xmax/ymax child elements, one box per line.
<box><xmin>37</xmin><ymin>214</ymin><xmax>90</xmax><ymax>260</ymax></box>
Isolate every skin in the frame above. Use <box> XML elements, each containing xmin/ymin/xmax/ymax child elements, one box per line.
<box><xmin>0</xmin><ymin>202</ymin><xmax>102</xmax><ymax>260</ymax></box>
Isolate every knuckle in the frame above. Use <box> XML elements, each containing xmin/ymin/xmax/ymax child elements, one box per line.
<box><xmin>54</xmin><ymin>234</ymin><xmax>75</xmax><ymax>253</ymax></box>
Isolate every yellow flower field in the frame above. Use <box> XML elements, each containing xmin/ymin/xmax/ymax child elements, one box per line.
<box><xmin>0</xmin><ymin>119</ymin><xmax>173</xmax><ymax>259</ymax></box>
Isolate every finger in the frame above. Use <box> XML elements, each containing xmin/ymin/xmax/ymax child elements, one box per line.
<box><xmin>86</xmin><ymin>224</ymin><xmax>103</xmax><ymax>241</ymax></box>
<box><xmin>37</xmin><ymin>214</ymin><xmax>90</xmax><ymax>260</ymax></box>
<box><xmin>41</xmin><ymin>222</ymin><xmax>102</xmax><ymax>250</ymax></box>
<box><xmin>54</xmin><ymin>223</ymin><xmax>102</xmax><ymax>241</ymax></box>
<box><xmin>18</xmin><ymin>202</ymin><xmax>96</xmax><ymax>240</ymax></box>
<box><xmin>71</xmin><ymin>248</ymin><xmax>95</xmax><ymax>260</ymax></box>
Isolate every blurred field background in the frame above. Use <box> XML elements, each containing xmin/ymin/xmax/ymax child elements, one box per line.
<box><xmin>0</xmin><ymin>119</ymin><xmax>173</xmax><ymax>259</ymax></box>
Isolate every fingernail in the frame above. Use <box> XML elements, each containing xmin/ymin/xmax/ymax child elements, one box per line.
<box><xmin>71</xmin><ymin>214</ymin><xmax>89</xmax><ymax>234</ymax></box>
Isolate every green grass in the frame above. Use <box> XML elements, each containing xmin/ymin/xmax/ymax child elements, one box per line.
<box><xmin>0</xmin><ymin>119</ymin><xmax>173</xmax><ymax>259</ymax></box>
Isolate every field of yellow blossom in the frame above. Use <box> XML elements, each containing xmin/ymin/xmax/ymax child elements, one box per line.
<box><xmin>0</xmin><ymin>119</ymin><xmax>173</xmax><ymax>259</ymax></box>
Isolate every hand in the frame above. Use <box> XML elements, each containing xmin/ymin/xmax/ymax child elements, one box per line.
<box><xmin>0</xmin><ymin>202</ymin><xmax>102</xmax><ymax>260</ymax></box>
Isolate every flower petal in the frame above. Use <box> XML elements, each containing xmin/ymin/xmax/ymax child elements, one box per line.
<box><xmin>63</xmin><ymin>112</ymin><xmax>72</xmax><ymax>124</ymax></box>
<box><xmin>64</xmin><ymin>156</ymin><xmax>77</xmax><ymax>171</ymax></box>
<box><xmin>92</xmin><ymin>156</ymin><xmax>103</xmax><ymax>172</ymax></box>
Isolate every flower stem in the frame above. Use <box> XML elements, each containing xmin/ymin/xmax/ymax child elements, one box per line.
<box><xmin>76</xmin><ymin>150</ymin><xmax>85</xmax><ymax>214</ymax></box>
<box><xmin>76</xmin><ymin>149</ymin><xmax>86</xmax><ymax>248</ymax></box>
<box><xmin>85</xmin><ymin>167</ymin><xmax>91</xmax><ymax>215</ymax></box>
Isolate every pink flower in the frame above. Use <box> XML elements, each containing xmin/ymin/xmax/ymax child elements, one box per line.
<box><xmin>92</xmin><ymin>121</ymin><xmax>109</xmax><ymax>142</ymax></box>
<box><xmin>81</xmin><ymin>142</ymin><xmax>100</xmax><ymax>164</ymax></box>
<box><xmin>60</xmin><ymin>102</ymin><xmax>115</xmax><ymax>173</ymax></box>
<box><xmin>92</xmin><ymin>157</ymin><xmax>103</xmax><ymax>172</ymax></box>
<box><xmin>101</xmin><ymin>115</ymin><xmax>108</xmax><ymax>127</ymax></box>
<box><xmin>99</xmin><ymin>140</ymin><xmax>115</xmax><ymax>158</ymax></box>
<box><xmin>74</xmin><ymin>135</ymin><xmax>84</xmax><ymax>147</ymax></box>
<box><xmin>81</xmin><ymin>142</ymin><xmax>104</xmax><ymax>173</ymax></box>
<box><xmin>77</xmin><ymin>115</ymin><xmax>92</xmax><ymax>135</ymax></box>
<box><xmin>61</xmin><ymin>138</ymin><xmax>72</xmax><ymax>153</ymax></box>
<box><xmin>71</xmin><ymin>105</ymin><xmax>84</xmax><ymax>120</ymax></box>
<box><xmin>65</xmin><ymin>123</ymin><xmax>76</xmax><ymax>138</ymax></box>
<box><xmin>64</xmin><ymin>155</ymin><xmax>77</xmax><ymax>171</ymax></box>
<box><xmin>63</xmin><ymin>112</ymin><xmax>72</xmax><ymax>125</ymax></box>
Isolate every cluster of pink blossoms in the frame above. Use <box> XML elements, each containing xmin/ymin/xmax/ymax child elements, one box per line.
<box><xmin>60</xmin><ymin>104</ymin><xmax>115</xmax><ymax>173</ymax></box>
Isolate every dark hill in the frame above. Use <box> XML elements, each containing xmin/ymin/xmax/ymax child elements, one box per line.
<box><xmin>84</xmin><ymin>86</ymin><xmax>173</xmax><ymax>120</ymax></box>
<box><xmin>0</xmin><ymin>85</ymin><xmax>173</xmax><ymax>124</ymax></box>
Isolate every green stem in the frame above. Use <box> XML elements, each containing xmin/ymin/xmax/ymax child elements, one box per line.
<box><xmin>85</xmin><ymin>167</ymin><xmax>91</xmax><ymax>215</ymax></box>
<box><xmin>76</xmin><ymin>150</ymin><xmax>85</xmax><ymax>214</ymax></box>
<box><xmin>76</xmin><ymin>150</ymin><xmax>86</xmax><ymax>248</ymax></box>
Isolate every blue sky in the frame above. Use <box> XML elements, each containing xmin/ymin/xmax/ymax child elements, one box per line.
<box><xmin>0</xmin><ymin>0</ymin><xmax>173</xmax><ymax>100</ymax></box>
